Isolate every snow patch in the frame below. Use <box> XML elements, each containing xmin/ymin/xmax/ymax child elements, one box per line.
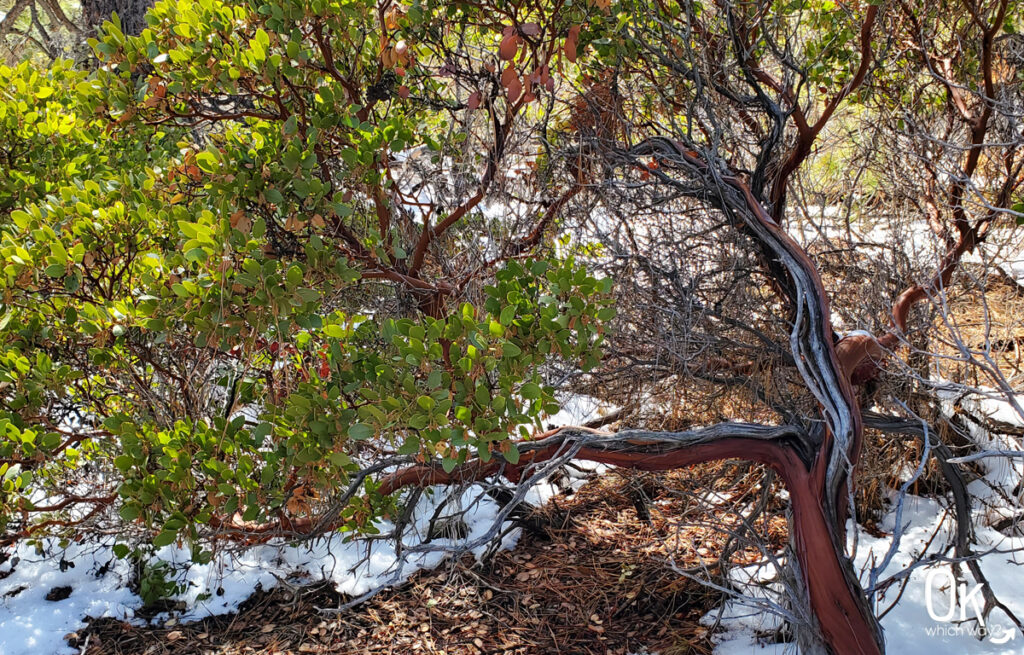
<box><xmin>0</xmin><ymin>540</ymin><xmax>138</xmax><ymax>655</ymax></box>
<box><xmin>0</xmin><ymin>485</ymin><xmax>515</xmax><ymax>655</ymax></box>
<box><xmin>707</xmin><ymin>494</ymin><xmax>1024</xmax><ymax>654</ymax></box>
<box><xmin>543</xmin><ymin>393</ymin><xmax>620</xmax><ymax>429</ymax></box>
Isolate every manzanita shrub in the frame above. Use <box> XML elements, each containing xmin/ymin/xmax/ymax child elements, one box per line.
<box><xmin>0</xmin><ymin>0</ymin><xmax>617</xmax><ymax>564</ymax></box>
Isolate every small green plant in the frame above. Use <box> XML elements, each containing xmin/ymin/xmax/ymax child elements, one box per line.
<box><xmin>136</xmin><ymin>560</ymin><xmax>187</xmax><ymax>608</ymax></box>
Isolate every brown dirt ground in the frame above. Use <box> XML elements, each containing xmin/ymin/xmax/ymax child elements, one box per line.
<box><xmin>70</xmin><ymin>465</ymin><xmax>788</xmax><ymax>655</ymax></box>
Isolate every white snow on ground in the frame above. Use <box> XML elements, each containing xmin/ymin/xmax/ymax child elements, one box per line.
<box><xmin>0</xmin><ymin>393</ymin><xmax>614</xmax><ymax>655</ymax></box>
<box><xmin>862</xmin><ymin>496</ymin><xmax>1023</xmax><ymax>654</ymax></box>
<box><xmin>0</xmin><ymin>486</ymin><xmax>516</xmax><ymax>655</ymax></box>
<box><xmin>153</xmin><ymin>484</ymin><xmax>516</xmax><ymax>623</ymax></box>
<box><xmin>707</xmin><ymin>493</ymin><xmax>1024</xmax><ymax>654</ymax></box>
<box><xmin>938</xmin><ymin>388</ymin><xmax>1024</xmax><ymax>494</ymax></box>
<box><xmin>542</xmin><ymin>392</ymin><xmax>619</xmax><ymax>429</ymax></box>
<box><xmin>6</xmin><ymin>389</ymin><xmax>1024</xmax><ymax>655</ymax></box>
<box><xmin>523</xmin><ymin>393</ymin><xmax>619</xmax><ymax>505</ymax></box>
<box><xmin>1001</xmin><ymin>257</ymin><xmax>1024</xmax><ymax>285</ymax></box>
<box><xmin>0</xmin><ymin>540</ymin><xmax>138</xmax><ymax>655</ymax></box>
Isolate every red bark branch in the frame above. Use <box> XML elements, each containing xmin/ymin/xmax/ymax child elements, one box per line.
<box><xmin>768</xmin><ymin>5</ymin><xmax>879</xmax><ymax>221</ymax></box>
<box><xmin>377</xmin><ymin>425</ymin><xmax>881</xmax><ymax>655</ymax></box>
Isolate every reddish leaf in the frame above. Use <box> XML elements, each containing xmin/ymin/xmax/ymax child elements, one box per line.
<box><xmin>468</xmin><ymin>91</ymin><xmax>482</xmax><ymax>111</ymax></box>
<box><xmin>506</xmin><ymin>76</ymin><xmax>523</xmax><ymax>103</ymax></box>
<box><xmin>499</xmin><ymin>33</ymin><xmax>519</xmax><ymax>61</ymax></box>
<box><xmin>398</xmin><ymin>85</ymin><xmax>410</xmax><ymax>98</ymax></box>
<box><xmin>501</xmin><ymin>64</ymin><xmax>517</xmax><ymax>88</ymax></box>
<box><xmin>565</xmin><ymin>25</ymin><xmax>580</xmax><ymax>63</ymax></box>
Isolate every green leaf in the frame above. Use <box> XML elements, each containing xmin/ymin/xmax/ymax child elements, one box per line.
<box><xmin>502</xmin><ymin>443</ymin><xmax>520</xmax><ymax>464</ymax></box>
<box><xmin>328</xmin><ymin>452</ymin><xmax>352</xmax><ymax>467</ymax></box>
<box><xmin>416</xmin><ymin>395</ymin><xmax>435</xmax><ymax>411</ymax></box>
<box><xmin>520</xmin><ymin>383</ymin><xmax>542</xmax><ymax>400</ymax></box>
<box><xmin>398</xmin><ymin>436</ymin><xmax>420</xmax><ymax>455</ymax></box>
<box><xmin>10</xmin><ymin>210</ymin><xmax>32</xmax><ymax>229</ymax></box>
<box><xmin>349</xmin><ymin>423</ymin><xmax>373</xmax><ymax>440</ymax></box>
<box><xmin>152</xmin><ymin>531</ymin><xmax>177</xmax><ymax>548</ymax></box>
<box><xmin>474</xmin><ymin>383</ymin><xmax>489</xmax><ymax>407</ymax></box>
<box><xmin>195</xmin><ymin>151</ymin><xmax>218</xmax><ymax>173</ymax></box>
<box><xmin>282</xmin><ymin>114</ymin><xmax>298</xmax><ymax>136</ymax></box>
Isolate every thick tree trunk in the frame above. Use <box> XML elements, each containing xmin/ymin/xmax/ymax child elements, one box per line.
<box><xmin>561</xmin><ymin>139</ymin><xmax>885</xmax><ymax>653</ymax></box>
<box><xmin>80</xmin><ymin>0</ymin><xmax>152</xmax><ymax>36</ymax></box>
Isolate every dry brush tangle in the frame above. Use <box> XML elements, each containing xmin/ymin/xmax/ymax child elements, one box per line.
<box><xmin>371</xmin><ymin>1</ymin><xmax>1024</xmax><ymax>652</ymax></box>
<box><xmin>381</xmin><ymin>137</ymin><xmax>885</xmax><ymax>654</ymax></box>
